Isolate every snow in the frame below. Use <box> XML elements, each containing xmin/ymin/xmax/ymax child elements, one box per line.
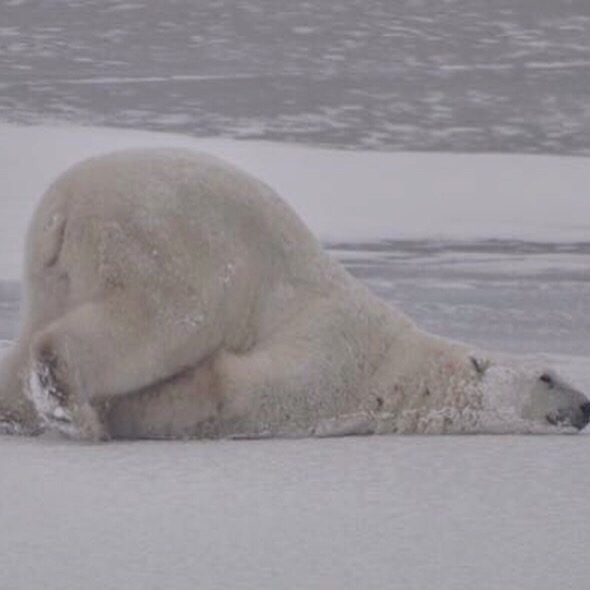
<box><xmin>1</xmin><ymin>434</ymin><xmax>590</xmax><ymax>590</ymax></box>
<box><xmin>1</xmin><ymin>123</ymin><xmax>589</xmax><ymax>589</ymax></box>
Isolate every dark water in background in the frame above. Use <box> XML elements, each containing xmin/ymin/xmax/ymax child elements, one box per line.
<box><xmin>2</xmin><ymin>0</ymin><xmax>590</xmax><ymax>154</ymax></box>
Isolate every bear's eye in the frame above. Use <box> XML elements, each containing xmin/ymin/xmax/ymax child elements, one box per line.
<box><xmin>470</xmin><ymin>356</ymin><xmax>490</xmax><ymax>376</ymax></box>
<box><xmin>539</xmin><ymin>373</ymin><xmax>554</xmax><ymax>388</ymax></box>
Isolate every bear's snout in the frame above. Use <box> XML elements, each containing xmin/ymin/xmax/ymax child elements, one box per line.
<box><xmin>578</xmin><ymin>401</ymin><xmax>590</xmax><ymax>430</ymax></box>
<box><xmin>546</xmin><ymin>400</ymin><xmax>590</xmax><ymax>431</ymax></box>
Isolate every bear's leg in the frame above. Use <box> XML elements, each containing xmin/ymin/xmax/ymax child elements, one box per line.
<box><xmin>212</xmin><ymin>306</ymin><xmax>369</xmax><ymax>437</ymax></box>
<box><xmin>101</xmin><ymin>360</ymin><xmax>222</xmax><ymax>439</ymax></box>
<box><xmin>28</xmin><ymin>297</ymin><xmax>220</xmax><ymax>438</ymax></box>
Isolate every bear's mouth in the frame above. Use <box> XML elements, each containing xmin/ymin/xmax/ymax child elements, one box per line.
<box><xmin>546</xmin><ymin>405</ymin><xmax>590</xmax><ymax>431</ymax></box>
<box><xmin>546</xmin><ymin>410</ymin><xmax>571</xmax><ymax>428</ymax></box>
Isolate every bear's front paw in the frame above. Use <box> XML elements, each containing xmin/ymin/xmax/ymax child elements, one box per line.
<box><xmin>28</xmin><ymin>355</ymin><xmax>78</xmax><ymax>437</ymax></box>
<box><xmin>28</xmin><ymin>358</ymin><xmax>106</xmax><ymax>440</ymax></box>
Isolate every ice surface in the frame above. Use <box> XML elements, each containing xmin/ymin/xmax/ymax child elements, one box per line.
<box><xmin>1</xmin><ymin>434</ymin><xmax>590</xmax><ymax>590</ymax></box>
<box><xmin>0</xmin><ymin>124</ymin><xmax>589</xmax><ymax>589</ymax></box>
<box><xmin>3</xmin><ymin>0</ymin><xmax>590</xmax><ymax>154</ymax></box>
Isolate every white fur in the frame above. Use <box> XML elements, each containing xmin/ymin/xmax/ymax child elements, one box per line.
<box><xmin>0</xmin><ymin>148</ymin><xmax>587</xmax><ymax>439</ymax></box>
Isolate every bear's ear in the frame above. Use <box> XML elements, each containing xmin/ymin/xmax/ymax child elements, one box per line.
<box><xmin>470</xmin><ymin>355</ymin><xmax>490</xmax><ymax>376</ymax></box>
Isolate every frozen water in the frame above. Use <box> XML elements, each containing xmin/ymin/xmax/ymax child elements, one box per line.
<box><xmin>1</xmin><ymin>434</ymin><xmax>590</xmax><ymax>590</ymax></box>
<box><xmin>2</xmin><ymin>0</ymin><xmax>590</xmax><ymax>154</ymax></box>
<box><xmin>336</xmin><ymin>240</ymin><xmax>590</xmax><ymax>360</ymax></box>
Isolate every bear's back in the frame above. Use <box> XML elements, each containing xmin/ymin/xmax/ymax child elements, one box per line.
<box><xmin>24</xmin><ymin>148</ymin><xmax>347</xmax><ymax>338</ymax></box>
<box><xmin>41</xmin><ymin>148</ymin><xmax>316</xmax><ymax>252</ymax></box>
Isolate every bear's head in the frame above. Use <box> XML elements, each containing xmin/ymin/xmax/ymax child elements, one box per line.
<box><xmin>471</xmin><ymin>355</ymin><xmax>590</xmax><ymax>433</ymax></box>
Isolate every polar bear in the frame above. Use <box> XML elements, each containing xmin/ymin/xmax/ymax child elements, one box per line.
<box><xmin>0</xmin><ymin>148</ymin><xmax>588</xmax><ymax>439</ymax></box>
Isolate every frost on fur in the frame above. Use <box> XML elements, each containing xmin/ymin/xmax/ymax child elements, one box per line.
<box><xmin>27</xmin><ymin>362</ymin><xmax>105</xmax><ymax>440</ymax></box>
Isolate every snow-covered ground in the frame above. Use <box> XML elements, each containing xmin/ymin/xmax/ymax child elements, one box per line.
<box><xmin>2</xmin><ymin>434</ymin><xmax>590</xmax><ymax>590</ymax></box>
<box><xmin>0</xmin><ymin>124</ymin><xmax>589</xmax><ymax>589</ymax></box>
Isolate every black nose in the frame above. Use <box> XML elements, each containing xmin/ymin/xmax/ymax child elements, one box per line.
<box><xmin>580</xmin><ymin>402</ymin><xmax>590</xmax><ymax>425</ymax></box>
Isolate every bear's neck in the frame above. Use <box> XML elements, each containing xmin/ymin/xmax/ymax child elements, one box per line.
<box><xmin>371</xmin><ymin>326</ymin><xmax>483</xmax><ymax>433</ymax></box>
